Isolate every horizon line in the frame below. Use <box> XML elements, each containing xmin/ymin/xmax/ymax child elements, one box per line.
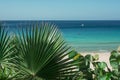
<box><xmin>0</xmin><ymin>19</ymin><xmax>120</xmax><ymax>21</ymax></box>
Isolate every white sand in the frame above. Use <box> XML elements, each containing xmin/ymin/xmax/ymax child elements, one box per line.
<box><xmin>81</xmin><ymin>52</ymin><xmax>112</xmax><ymax>70</ymax></box>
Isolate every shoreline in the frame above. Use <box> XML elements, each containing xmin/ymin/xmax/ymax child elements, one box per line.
<box><xmin>79</xmin><ymin>50</ymin><xmax>110</xmax><ymax>53</ymax></box>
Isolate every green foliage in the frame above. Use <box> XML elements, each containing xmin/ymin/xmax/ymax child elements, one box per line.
<box><xmin>0</xmin><ymin>67</ymin><xmax>18</xmax><ymax>80</ymax></box>
<box><xmin>110</xmin><ymin>50</ymin><xmax>120</xmax><ymax>79</ymax></box>
<box><xmin>0</xmin><ymin>23</ymin><xmax>80</xmax><ymax>80</ymax></box>
<box><xmin>69</xmin><ymin>52</ymin><xmax>112</xmax><ymax>80</ymax></box>
<box><xmin>69</xmin><ymin>50</ymin><xmax>78</xmax><ymax>59</ymax></box>
<box><xmin>69</xmin><ymin>50</ymin><xmax>120</xmax><ymax>80</ymax></box>
<box><xmin>1</xmin><ymin>22</ymin><xmax>120</xmax><ymax>80</ymax></box>
<box><xmin>69</xmin><ymin>52</ymin><xmax>93</xmax><ymax>80</ymax></box>
<box><xmin>13</xmin><ymin>23</ymin><xmax>79</xmax><ymax>80</ymax></box>
<box><xmin>92</xmin><ymin>62</ymin><xmax>111</xmax><ymax>80</ymax></box>
<box><xmin>0</xmin><ymin>24</ymin><xmax>18</xmax><ymax>80</ymax></box>
<box><xmin>0</xmin><ymin>67</ymin><xmax>10</xmax><ymax>80</ymax></box>
<box><xmin>110</xmin><ymin>50</ymin><xmax>120</xmax><ymax>69</ymax></box>
<box><xmin>0</xmin><ymin>25</ymin><xmax>15</xmax><ymax>67</ymax></box>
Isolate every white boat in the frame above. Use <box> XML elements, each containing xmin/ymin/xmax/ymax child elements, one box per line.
<box><xmin>81</xmin><ymin>24</ymin><xmax>84</xmax><ymax>27</ymax></box>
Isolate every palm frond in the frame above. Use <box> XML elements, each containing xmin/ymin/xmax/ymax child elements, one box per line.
<box><xmin>0</xmin><ymin>24</ymin><xmax>18</xmax><ymax>80</ymax></box>
<box><xmin>0</xmin><ymin>24</ymin><xmax>15</xmax><ymax>68</ymax></box>
<box><xmin>15</xmin><ymin>23</ymin><xmax>79</xmax><ymax>80</ymax></box>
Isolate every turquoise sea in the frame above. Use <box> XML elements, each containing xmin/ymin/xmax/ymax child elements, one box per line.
<box><xmin>1</xmin><ymin>20</ymin><xmax>120</xmax><ymax>52</ymax></box>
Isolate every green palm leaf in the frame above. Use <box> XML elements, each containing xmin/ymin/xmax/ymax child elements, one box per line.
<box><xmin>0</xmin><ymin>24</ymin><xmax>15</xmax><ymax>68</ymax></box>
<box><xmin>15</xmin><ymin>23</ymin><xmax>79</xmax><ymax>80</ymax></box>
<box><xmin>0</xmin><ymin>24</ymin><xmax>18</xmax><ymax>80</ymax></box>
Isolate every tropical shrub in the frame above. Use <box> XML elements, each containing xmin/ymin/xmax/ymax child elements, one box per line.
<box><xmin>1</xmin><ymin>22</ymin><xmax>120</xmax><ymax>80</ymax></box>
<box><xmin>70</xmin><ymin>53</ymin><xmax>107</xmax><ymax>80</ymax></box>
<box><xmin>69</xmin><ymin>51</ymin><xmax>93</xmax><ymax>80</ymax></box>
<box><xmin>109</xmin><ymin>50</ymin><xmax>120</xmax><ymax>79</ymax></box>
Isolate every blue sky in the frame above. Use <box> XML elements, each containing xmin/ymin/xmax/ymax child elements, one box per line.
<box><xmin>0</xmin><ymin>0</ymin><xmax>120</xmax><ymax>20</ymax></box>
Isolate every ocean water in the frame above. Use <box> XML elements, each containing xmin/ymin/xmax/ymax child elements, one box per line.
<box><xmin>1</xmin><ymin>20</ymin><xmax>120</xmax><ymax>52</ymax></box>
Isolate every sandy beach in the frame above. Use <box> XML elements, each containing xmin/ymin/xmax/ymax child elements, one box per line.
<box><xmin>81</xmin><ymin>52</ymin><xmax>111</xmax><ymax>69</ymax></box>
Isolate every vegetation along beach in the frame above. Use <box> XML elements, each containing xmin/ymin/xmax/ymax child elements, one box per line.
<box><xmin>0</xmin><ymin>21</ymin><xmax>120</xmax><ymax>80</ymax></box>
<box><xmin>1</xmin><ymin>0</ymin><xmax>120</xmax><ymax>80</ymax></box>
